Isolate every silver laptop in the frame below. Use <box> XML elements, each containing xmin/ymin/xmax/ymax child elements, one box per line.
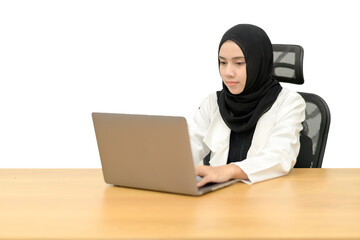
<box><xmin>92</xmin><ymin>112</ymin><xmax>240</xmax><ymax>196</ymax></box>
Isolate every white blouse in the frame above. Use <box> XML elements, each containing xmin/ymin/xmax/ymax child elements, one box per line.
<box><xmin>188</xmin><ymin>88</ymin><xmax>306</xmax><ymax>184</ymax></box>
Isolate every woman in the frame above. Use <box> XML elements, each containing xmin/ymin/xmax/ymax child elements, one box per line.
<box><xmin>189</xmin><ymin>24</ymin><xmax>305</xmax><ymax>187</ymax></box>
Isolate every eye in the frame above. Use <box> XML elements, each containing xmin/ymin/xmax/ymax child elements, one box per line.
<box><xmin>236</xmin><ymin>62</ymin><xmax>245</xmax><ymax>65</ymax></box>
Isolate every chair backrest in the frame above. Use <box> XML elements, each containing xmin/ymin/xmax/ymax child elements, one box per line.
<box><xmin>272</xmin><ymin>44</ymin><xmax>331</xmax><ymax>168</ymax></box>
<box><xmin>296</xmin><ymin>92</ymin><xmax>331</xmax><ymax>167</ymax></box>
<box><xmin>273</xmin><ymin>44</ymin><xmax>304</xmax><ymax>85</ymax></box>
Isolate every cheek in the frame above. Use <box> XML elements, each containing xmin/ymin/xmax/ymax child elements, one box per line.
<box><xmin>235</xmin><ymin>69</ymin><xmax>246</xmax><ymax>84</ymax></box>
<box><xmin>239</xmin><ymin>67</ymin><xmax>247</xmax><ymax>83</ymax></box>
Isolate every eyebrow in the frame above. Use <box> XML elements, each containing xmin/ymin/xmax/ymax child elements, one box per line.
<box><xmin>218</xmin><ymin>56</ymin><xmax>245</xmax><ymax>60</ymax></box>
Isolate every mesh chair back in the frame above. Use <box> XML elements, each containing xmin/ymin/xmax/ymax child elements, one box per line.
<box><xmin>272</xmin><ymin>44</ymin><xmax>304</xmax><ymax>84</ymax></box>
<box><xmin>272</xmin><ymin>44</ymin><xmax>331</xmax><ymax>168</ymax></box>
<box><xmin>295</xmin><ymin>92</ymin><xmax>331</xmax><ymax>168</ymax></box>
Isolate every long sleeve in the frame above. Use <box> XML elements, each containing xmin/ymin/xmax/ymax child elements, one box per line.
<box><xmin>188</xmin><ymin>94</ymin><xmax>215</xmax><ymax>165</ymax></box>
<box><xmin>233</xmin><ymin>90</ymin><xmax>306</xmax><ymax>184</ymax></box>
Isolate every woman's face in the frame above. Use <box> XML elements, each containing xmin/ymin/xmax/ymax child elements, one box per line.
<box><xmin>218</xmin><ymin>40</ymin><xmax>247</xmax><ymax>95</ymax></box>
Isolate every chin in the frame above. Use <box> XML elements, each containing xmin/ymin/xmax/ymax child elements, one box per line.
<box><xmin>228</xmin><ymin>89</ymin><xmax>244</xmax><ymax>95</ymax></box>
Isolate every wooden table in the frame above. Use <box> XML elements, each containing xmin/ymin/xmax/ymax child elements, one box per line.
<box><xmin>1</xmin><ymin>169</ymin><xmax>360</xmax><ymax>239</ymax></box>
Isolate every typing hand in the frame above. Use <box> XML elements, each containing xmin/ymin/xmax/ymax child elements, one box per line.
<box><xmin>195</xmin><ymin>164</ymin><xmax>247</xmax><ymax>187</ymax></box>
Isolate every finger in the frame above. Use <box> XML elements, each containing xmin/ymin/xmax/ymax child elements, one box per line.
<box><xmin>197</xmin><ymin>176</ymin><xmax>211</xmax><ymax>188</ymax></box>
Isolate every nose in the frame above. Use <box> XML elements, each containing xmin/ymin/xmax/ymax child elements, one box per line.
<box><xmin>224</xmin><ymin>65</ymin><xmax>235</xmax><ymax>78</ymax></box>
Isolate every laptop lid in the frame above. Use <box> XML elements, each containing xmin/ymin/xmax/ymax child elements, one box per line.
<box><xmin>92</xmin><ymin>112</ymin><xmax>201</xmax><ymax>195</ymax></box>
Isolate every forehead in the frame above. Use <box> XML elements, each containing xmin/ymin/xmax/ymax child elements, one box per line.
<box><xmin>219</xmin><ymin>40</ymin><xmax>244</xmax><ymax>58</ymax></box>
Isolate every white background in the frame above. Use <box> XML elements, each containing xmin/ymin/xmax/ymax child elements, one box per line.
<box><xmin>0</xmin><ymin>0</ymin><xmax>359</xmax><ymax>168</ymax></box>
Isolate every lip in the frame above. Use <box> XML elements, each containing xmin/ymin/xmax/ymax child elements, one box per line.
<box><xmin>226</xmin><ymin>81</ymin><xmax>239</xmax><ymax>87</ymax></box>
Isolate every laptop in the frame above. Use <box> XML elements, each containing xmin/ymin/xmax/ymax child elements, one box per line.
<box><xmin>92</xmin><ymin>112</ymin><xmax>240</xmax><ymax>196</ymax></box>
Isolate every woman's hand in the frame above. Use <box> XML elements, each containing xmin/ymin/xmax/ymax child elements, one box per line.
<box><xmin>195</xmin><ymin>164</ymin><xmax>249</xmax><ymax>187</ymax></box>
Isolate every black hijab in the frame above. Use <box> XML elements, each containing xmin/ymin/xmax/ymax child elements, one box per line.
<box><xmin>217</xmin><ymin>24</ymin><xmax>282</xmax><ymax>133</ymax></box>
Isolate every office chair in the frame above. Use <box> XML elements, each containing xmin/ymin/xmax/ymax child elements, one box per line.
<box><xmin>203</xmin><ymin>44</ymin><xmax>331</xmax><ymax>168</ymax></box>
<box><xmin>272</xmin><ymin>44</ymin><xmax>331</xmax><ymax>168</ymax></box>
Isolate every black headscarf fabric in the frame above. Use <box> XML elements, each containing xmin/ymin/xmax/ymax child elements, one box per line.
<box><xmin>217</xmin><ymin>24</ymin><xmax>282</xmax><ymax>133</ymax></box>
